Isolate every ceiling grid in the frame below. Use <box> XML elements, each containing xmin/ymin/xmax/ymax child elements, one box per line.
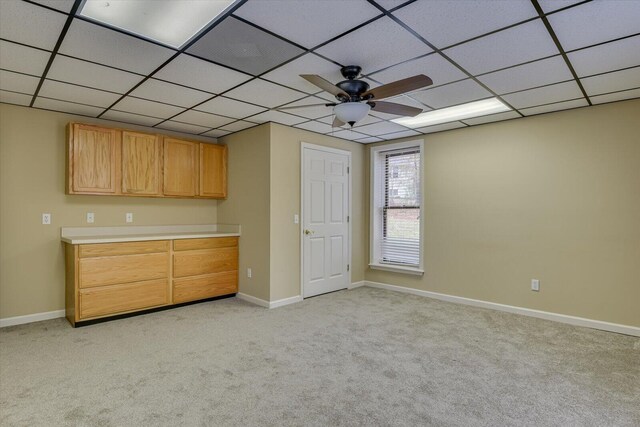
<box><xmin>0</xmin><ymin>0</ymin><xmax>638</xmax><ymax>143</ymax></box>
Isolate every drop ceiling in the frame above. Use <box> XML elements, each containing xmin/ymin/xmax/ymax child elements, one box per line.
<box><xmin>0</xmin><ymin>0</ymin><xmax>638</xmax><ymax>144</ymax></box>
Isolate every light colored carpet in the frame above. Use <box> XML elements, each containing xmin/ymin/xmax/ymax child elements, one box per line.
<box><xmin>1</xmin><ymin>287</ymin><xmax>638</xmax><ymax>426</ymax></box>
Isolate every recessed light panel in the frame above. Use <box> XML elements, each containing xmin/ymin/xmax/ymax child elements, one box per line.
<box><xmin>392</xmin><ymin>98</ymin><xmax>510</xmax><ymax>128</ymax></box>
<box><xmin>79</xmin><ymin>0</ymin><xmax>237</xmax><ymax>48</ymax></box>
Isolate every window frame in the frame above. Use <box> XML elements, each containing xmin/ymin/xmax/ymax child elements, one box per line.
<box><xmin>370</xmin><ymin>139</ymin><xmax>425</xmax><ymax>275</ymax></box>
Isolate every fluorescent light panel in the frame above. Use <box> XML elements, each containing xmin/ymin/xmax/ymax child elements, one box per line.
<box><xmin>392</xmin><ymin>98</ymin><xmax>510</xmax><ymax>128</ymax></box>
<box><xmin>80</xmin><ymin>0</ymin><xmax>236</xmax><ymax>48</ymax></box>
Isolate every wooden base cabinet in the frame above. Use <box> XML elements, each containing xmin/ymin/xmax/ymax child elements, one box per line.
<box><xmin>65</xmin><ymin>237</ymin><xmax>238</xmax><ymax>326</ymax></box>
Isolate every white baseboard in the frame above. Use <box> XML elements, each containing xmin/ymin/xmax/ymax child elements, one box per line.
<box><xmin>236</xmin><ymin>293</ymin><xmax>303</xmax><ymax>309</ymax></box>
<box><xmin>363</xmin><ymin>281</ymin><xmax>640</xmax><ymax>337</ymax></box>
<box><xmin>236</xmin><ymin>293</ymin><xmax>270</xmax><ymax>308</ymax></box>
<box><xmin>269</xmin><ymin>295</ymin><xmax>303</xmax><ymax>308</ymax></box>
<box><xmin>348</xmin><ymin>281</ymin><xmax>366</xmax><ymax>289</ymax></box>
<box><xmin>0</xmin><ymin>310</ymin><xmax>65</xmax><ymax>328</ymax></box>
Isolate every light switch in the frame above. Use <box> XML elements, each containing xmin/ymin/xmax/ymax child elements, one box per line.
<box><xmin>87</xmin><ymin>212</ymin><xmax>95</xmax><ymax>223</ymax></box>
<box><xmin>294</xmin><ymin>214</ymin><xmax>299</xmax><ymax>224</ymax></box>
<box><xmin>125</xmin><ymin>212</ymin><xmax>133</xmax><ymax>223</ymax></box>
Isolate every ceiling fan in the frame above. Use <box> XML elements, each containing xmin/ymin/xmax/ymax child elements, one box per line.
<box><xmin>278</xmin><ymin>65</ymin><xmax>433</xmax><ymax>127</ymax></box>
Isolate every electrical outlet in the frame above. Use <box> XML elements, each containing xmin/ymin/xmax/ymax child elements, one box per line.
<box><xmin>42</xmin><ymin>213</ymin><xmax>51</xmax><ymax>225</ymax></box>
<box><xmin>247</xmin><ymin>268</ymin><xmax>252</xmax><ymax>278</ymax></box>
<box><xmin>86</xmin><ymin>212</ymin><xmax>95</xmax><ymax>223</ymax></box>
<box><xmin>531</xmin><ymin>279</ymin><xmax>540</xmax><ymax>292</ymax></box>
<box><xmin>125</xmin><ymin>212</ymin><xmax>133</xmax><ymax>223</ymax></box>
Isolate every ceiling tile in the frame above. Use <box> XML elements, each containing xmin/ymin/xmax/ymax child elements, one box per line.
<box><xmin>590</xmin><ymin>88</ymin><xmax>640</xmax><ymax>105</ymax></box>
<box><xmin>30</xmin><ymin>0</ymin><xmax>75</xmax><ymax>13</ymax></box>
<box><xmin>294</xmin><ymin>121</ymin><xmax>335</xmax><ymax>134</ymax></box>
<box><xmin>502</xmin><ymin>80</ymin><xmax>583</xmax><ymax>109</ymax></box>
<box><xmin>155</xmin><ymin>54</ymin><xmax>251</xmax><ymax>94</ymax></box>
<box><xmin>187</xmin><ymin>16</ymin><xmax>305</xmax><ymax>76</ymax></box>
<box><xmin>0</xmin><ymin>41</ymin><xmax>50</xmax><ymax>76</ymax></box>
<box><xmin>538</xmin><ymin>0</ymin><xmax>584</xmax><ymax>14</ymax></box>
<box><xmin>156</xmin><ymin>121</ymin><xmax>210</xmax><ymax>135</ymax></box>
<box><xmin>47</xmin><ymin>55</ymin><xmax>143</xmax><ymax>94</ymax></box>
<box><xmin>219</xmin><ymin>120</ymin><xmax>258</xmax><ymax>132</ymax></box>
<box><xmin>0</xmin><ymin>90</ymin><xmax>32</xmax><ymax>106</ymax></box>
<box><xmin>354</xmin><ymin>120</ymin><xmax>410</xmax><ymax>136</ymax></box>
<box><xmin>328</xmin><ymin>129</ymin><xmax>369</xmax><ymax>140</ymax></box>
<box><xmin>462</xmin><ymin>110</ymin><xmax>521</xmax><ymax>126</ymax></box>
<box><xmin>568</xmin><ymin>35</ymin><xmax>640</xmax><ymax>78</ymax></box>
<box><xmin>315</xmin><ymin>17</ymin><xmax>432</xmax><ymax>74</ymax></box>
<box><xmin>195</xmin><ymin>96</ymin><xmax>267</xmax><ymax>119</ymax></box>
<box><xmin>111</xmin><ymin>97</ymin><xmax>185</xmax><ymax>119</ymax></box>
<box><xmin>275</xmin><ymin>96</ymin><xmax>335</xmax><ymax>119</ymax></box>
<box><xmin>129</xmin><ymin>78</ymin><xmax>211</xmax><ymax>108</ymax></box>
<box><xmin>520</xmin><ymin>98</ymin><xmax>588</xmax><ymax>116</ymax></box>
<box><xmin>367</xmin><ymin>53</ymin><xmax>467</xmax><ymax>88</ymax></box>
<box><xmin>33</xmin><ymin>97</ymin><xmax>103</xmax><ymax>116</ymax></box>
<box><xmin>0</xmin><ymin>70</ymin><xmax>40</xmax><ymax>94</ymax></box>
<box><xmin>261</xmin><ymin>53</ymin><xmax>343</xmax><ymax>94</ymax></box>
<box><xmin>225</xmin><ymin>79</ymin><xmax>306</xmax><ymax>108</ymax></box>
<box><xmin>247</xmin><ymin>110</ymin><xmax>307</xmax><ymax>126</ymax></box>
<box><xmin>477</xmin><ymin>56</ymin><xmax>572</xmax><ymax>95</ymax></box>
<box><xmin>415</xmin><ymin>121</ymin><xmax>467</xmax><ymax>134</ymax></box>
<box><xmin>0</xmin><ymin>0</ymin><xmax>66</xmax><ymax>50</ymax></box>
<box><xmin>411</xmin><ymin>79</ymin><xmax>492</xmax><ymax>109</ymax></box>
<box><xmin>445</xmin><ymin>19</ymin><xmax>559</xmax><ymax>75</ymax></box>
<box><xmin>101</xmin><ymin>110</ymin><xmax>163</xmax><ymax>127</ymax></box>
<box><xmin>548</xmin><ymin>1</ymin><xmax>640</xmax><ymax>51</ymax></box>
<box><xmin>59</xmin><ymin>19</ymin><xmax>175</xmax><ymax>74</ymax></box>
<box><xmin>393</xmin><ymin>0</ymin><xmax>538</xmax><ymax>49</ymax></box>
<box><xmin>172</xmin><ymin>110</ymin><xmax>236</xmax><ymax>128</ymax></box>
<box><xmin>203</xmin><ymin>129</ymin><xmax>232</xmax><ymax>138</ymax></box>
<box><xmin>355</xmin><ymin>136</ymin><xmax>384</xmax><ymax>143</ymax></box>
<box><xmin>580</xmin><ymin>67</ymin><xmax>640</xmax><ymax>96</ymax></box>
<box><xmin>39</xmin><ymin>80</ymin><xmax>120</xmax><ymax>108</ymax></box>
<box><xmin>378</xmin><ymin>129</ymin><xmax>422</xmax><ymax>140</ymax></box>
<box><xmin>234</xmin><ymin>0</ymin><xmax>381</xmax><ymax>49</ymax></box>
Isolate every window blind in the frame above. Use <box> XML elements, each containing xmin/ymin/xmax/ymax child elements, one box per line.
<box><xmin>374</xmin><ymin>146</ymin><xmax>421</xmax><ymax>266</ymax></box>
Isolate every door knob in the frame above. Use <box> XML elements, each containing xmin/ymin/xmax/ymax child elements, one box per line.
<box><xmin>304</xmin><ymin>229</ymin><xmax>314</xmax><ymax>235</ymax></box>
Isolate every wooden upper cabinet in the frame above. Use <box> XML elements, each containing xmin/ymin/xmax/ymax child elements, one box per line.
<box><xmin>122</xmin><ymin>131</ymin><xmax>162</xmax><ymax>196</ymax></box>
<box><xmin>163</xmin><ymin>138</ymin><xmax>197</xmax><ymax>197</ymax></box>
<box><xmin>200</xmin><ymin>143</ymin><xmax>227</xmax><ymax>198</ymax></box>
<box><xmin>68</xmin><ymin>123</ymin><xmax>119</xmax><ymax>194</ymax></box>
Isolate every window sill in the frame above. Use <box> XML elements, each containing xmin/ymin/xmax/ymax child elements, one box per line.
<box><xmin>369</xmin><ymin>263</ymin><xmax>424</xmax><ymax>276</ymax></box>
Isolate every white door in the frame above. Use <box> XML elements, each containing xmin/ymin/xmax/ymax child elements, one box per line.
<box><xmin>302</xmin><ymin>145</ymin><xmax>350</xmax><ymax>298</ymax></box>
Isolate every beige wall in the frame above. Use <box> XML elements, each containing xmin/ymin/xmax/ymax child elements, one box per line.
<box><xmin>366</xmin><ymin>99</ymin><xmax>640</xmax><ymax>327</ymax></box>
<box><xmin>269</xmin><ymin>124</ymin><xmax>367</xmax><ymax>301</ymax></box>
<box><xmin>0</xmin><ymin>104</ymin><xmax>219</xmax><ymax>318</ymax></box>
<box><xmin>218</xmin><ymin>124</ymin><xmax>271</xmax><ymax>301</ymax></box>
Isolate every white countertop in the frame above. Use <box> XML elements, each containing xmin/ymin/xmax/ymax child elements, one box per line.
<box><xmin>61</xmin><ymin>224</ymin><xmax>240</xmax><ymax>244</ymax></box>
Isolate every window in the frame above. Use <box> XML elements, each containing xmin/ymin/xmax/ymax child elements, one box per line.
<box><xmin>370</xmin><ymin>140</ymin><xmax>424</xmax><ymax>275</ymax></box>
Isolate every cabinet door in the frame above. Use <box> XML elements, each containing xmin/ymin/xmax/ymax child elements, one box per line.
<box><xmin>70</xmin><ymin>124</ymin><xmax>119</xmax><ymax>194</ymax></box>
<box><xmin>163</xmin><ymin>138</ymin><xmax>196</xmax><ymax>196</ymax></box>
<box><xmin>199</xmin><ymin>143</ymin><xmax>227</xmax><ymax>198</ymax></box>
<box><xmin>122</xmin><ymin>131</ymin><xmax>162</xmax><ymax>195</ymax></box>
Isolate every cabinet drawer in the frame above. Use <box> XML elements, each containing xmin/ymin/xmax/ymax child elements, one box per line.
<box><xmin>173</xmin><ymin>271</ymin><xmax>238</xmax><ymax>304</ymax></box>
<box><xmin>79</xmin><ymin>240</ymin><xmax>169</xmax><ymax>258</ymax></box>
<box><xmin>173</xmin><ymin>237</ymin><xmax>238</xmax><ymax>251</ymax></box>
<box><xmin>173</xmin><ymin>247</ymin><xmax>238</xmax><ymax>278</ymax></box>
<box><xmin>80</xmin><ymin>253</ymin><xmax>169</xmax><ymax>288</ymax></box>
<box><xmin>79</xmin><ymin>279</ymin><xmax>169</xmax><ymax>319</ymax></box>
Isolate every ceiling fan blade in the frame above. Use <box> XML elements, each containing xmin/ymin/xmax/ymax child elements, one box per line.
<box><xmin>363</xmin><ymin>75</ymin><xmax>433</xmax><ymax>100</ymax></box>
<box><xmin>300</xmin><ymin>74</ymin><xmax>349</xmax><ymax>98</ymax></box>
<box><xmin>277</xmin><ymin>103</ymin><xmax>334</xmax><ymax>111</ymax></box>
<box><xmin>369</xmin><ymin>101</ymin><xmax>423</xmax><ymax>117</ymax></box>
<box><xmin>332</xmin><ymin>116</ymin><xmax>345</xmax><ymax>128</ymax></box>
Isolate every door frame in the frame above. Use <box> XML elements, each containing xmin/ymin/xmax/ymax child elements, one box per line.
<box><xmin>300</xmin><ymin>142</ymin><xmax>352</xmax><ymax>299</ymax></box>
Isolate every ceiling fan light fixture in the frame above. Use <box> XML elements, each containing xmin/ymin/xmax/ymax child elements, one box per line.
<box><xmin>334</xmin><ymin>102</ymin><xmax>371</xmax><ymax>126</ymax></box>
<box><xmin>392</xmin><ymin>98</ymin><xmax>510</xmax><ymax>128</ymax></box>
<box><xmin>79</xmin><ymin>0</ymin><xmax>237</xmax><ymax>48</ymax></box>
